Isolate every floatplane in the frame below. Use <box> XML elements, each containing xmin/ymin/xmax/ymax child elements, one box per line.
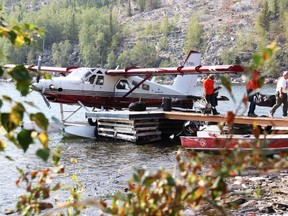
<box><xmin>5</xmin><ymin>50</ymin><xmax>244</xmax><ymax>125</ymax></box>
<box><xmin>4</xmin><ymin>50</ymin><xmax>248</xmax><ymax>139</ymax></box>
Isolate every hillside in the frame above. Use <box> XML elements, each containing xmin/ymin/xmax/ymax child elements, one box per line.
<box><xmin>1</xmin><ymin>0</ymin><xmax>287</xmax><ymax>76</ymax></box>
<box><xmin>118</xmin><ymin>0</ymin><xmax>259</xmax><ymax>65</ymax></box>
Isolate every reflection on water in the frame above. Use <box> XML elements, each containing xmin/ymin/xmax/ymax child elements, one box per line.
<box><xmin>0</xmin><ymin>82</ymin><xmax>279</xmax><ymax>214</ymax></box>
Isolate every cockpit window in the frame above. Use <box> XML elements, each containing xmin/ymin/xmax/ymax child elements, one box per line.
<box><xmin>89</xmin><ymin>75</ymin><xmax>96</xmax><ymax>84</ymax></box>
<box><xmin>84</xmin><ymin>71</ymin><xmax>92</xmax><ymax>78</ymax></box>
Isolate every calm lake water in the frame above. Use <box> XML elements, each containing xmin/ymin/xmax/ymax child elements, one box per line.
<box><xmin>0</xmin><ymin>81</ymin><xmax>279</xmax><ymax>214</ymax></box>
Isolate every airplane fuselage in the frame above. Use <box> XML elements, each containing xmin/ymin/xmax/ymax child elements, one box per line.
<box><xmin>32</xmin><ymin>67</ymin><xmax>195</xmax><ymax>109</ymax></box>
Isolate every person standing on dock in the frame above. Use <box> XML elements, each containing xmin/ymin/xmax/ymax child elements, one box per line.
<box><xmin>246</xmin><ymin>78</ymin><xmax>258</xmax><ymax>117</ymax></box>
<box><xmin>270</xmin><ymin>71</ymin><xmax>288</xmax><ymax>118</ymax></box>
<box><xmin>203</xmin><ymin>74</ymin><xmax>221</xmax><ymax>115</ymax></box>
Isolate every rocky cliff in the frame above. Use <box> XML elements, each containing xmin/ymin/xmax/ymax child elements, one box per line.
<box><xmin>117</xmin><ymin>0</ymin><xmax>261</xmax><ymax>66</ymax></box>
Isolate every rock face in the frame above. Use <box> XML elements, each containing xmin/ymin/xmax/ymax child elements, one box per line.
<box><xmin>117</xmin><ymin>0</ymin><xmax>261</xmax><ymax>66</ymax></box>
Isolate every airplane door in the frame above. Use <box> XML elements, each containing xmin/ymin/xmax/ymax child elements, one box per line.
<box><xmin>82</xmin><ymin>74</ymin><xmax>96</xmax><ymax>91</ymax></box>
<box><xmin>82</xmin><ymin>74</ymin><xmax>105</xmax><ymax>94</ymax></box>
<box><xmin>114</xmin><ymin>79</ymin><xmax>130</xmax><ymax>95</ymax></box>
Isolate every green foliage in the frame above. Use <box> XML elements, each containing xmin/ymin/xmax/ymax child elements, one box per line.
<box><xmin>270</xmin><ymin>0</ymin><xmax>280</xmax><ymax>19</ymax></box>
<box><xmin>106</xmin><ymin>50</ymin><xmax>117</xmax><ymax>68</ymax></box>
<box><xmin>67</xmin><ymin>158</ymin><xmax>85</xmax><ymax>215</ymax></box>
<box><xmin>30</xmin><ymin>112</ymin><xmax>49</xmax><ymax>131</ymax></box>
<box><xmin>78</xmin><ymin>6</ymin><xmax>119</xmax><ymax>66</ymax></box>
<box><xmin>135</xmin><ymin>0</ymin><xmax>161</xmax><ymax>12</ymax></box>
<box><xmin>220</xmin><ymin>47</ymin><xmax>236</xmax><ymax>65</ymax></box>
<box><xmin>1</xmin><ymin>1</ymin><xmax>120</xmax><ymax>67</ymax></box>
<box><xmin>257</xmin><ymin>0</ymin><xmax>271</xmax><ymax>32</ymax></box>
<box><xmin>116</xmin><ymin>41</ymin><xmax>158</xmax><ymax>67</ymax></box>
<box><xmin>284</xmin><ymin>11</ymin><xmax>288</xmax><ymax>40</ymax></box>
<box><xmin>160</xmin><ymin>15</ymin><xmax>173</xmax><ymax>36</ymax></box>
<box><xmin>145</xmin><ymin>23</ymin><xmax>152</xmax><ymax>35</ymax></box>
<box><xmin>158</xmin><ymin>36</ymin><xmax>168</xmax><ymax>50</ymax></box>
<box><xmin>184</xmin><ymin>15</ymin><xmax>203</xmax><ymax>53</ymax></box>
<box><xmin>8</xmin><ymin>65</ymin><xmax>31</xmax><ymax>95</ymax></box>
<box><xmin>159</xmin><ymin>59</ymin><xmax>170</xmax><ymax>67</ymax></box>
<box><xmin>234</xmin><ymin>32</ymin><xmax>255</xmax><ymax>55</ymax></box>
<box><xmin>52</xmin><ymin>40</ymin><xmax>73</xmax><ymax>66</ymax></box>
<box><xmin>17</xmin><ymin>129</ymin><xmax>34</xmax><ymax>152</ymax></box>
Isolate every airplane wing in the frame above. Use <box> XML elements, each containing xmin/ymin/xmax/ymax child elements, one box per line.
<box><xmin>105</xmin><ymin>65</ymin><xmax>245</xmax><ymax>76</ymax></box>
<box><xmin>4</xmin><ymin>64</ymin><xmax>77</xmax><ymax>74</ymax></box>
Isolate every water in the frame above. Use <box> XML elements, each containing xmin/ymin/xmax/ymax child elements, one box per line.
<box><xmin>0</xmin><ymin>82</ymin><xmax>279</xmax><ymax>214</ymax></box>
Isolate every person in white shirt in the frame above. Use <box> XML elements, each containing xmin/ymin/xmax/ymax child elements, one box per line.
<box><xmin>270</xmin><ymin>71</ymin><xmax>288</xmax><ymax>117</ymax></box>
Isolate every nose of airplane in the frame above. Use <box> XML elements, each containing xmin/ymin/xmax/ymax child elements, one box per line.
<box><xmin>30</xmin><ymin>82</ymin><xmax>43</xmax><ymax>91</ymax></box>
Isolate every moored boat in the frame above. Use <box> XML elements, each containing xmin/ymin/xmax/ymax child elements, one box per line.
<box><xmin>176</xmin><ymin>120</ymin><xmax>288</xmax><ymax>153</ymax></box>
<box><xmin>180</xmin><ymin>134</ymin><xmax>288</xmax><ymax>152</ymax></box>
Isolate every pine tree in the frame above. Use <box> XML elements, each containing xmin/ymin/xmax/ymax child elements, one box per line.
<box><xmin>257</xmin><ymin>0</ymin><xmax>270</xmax><ymax>32</ymax></box>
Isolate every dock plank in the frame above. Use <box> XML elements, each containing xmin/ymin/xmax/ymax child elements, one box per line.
<box><xmin>164</xmin><ymin>112</ymin><xmax>288</xmax><ymax>127</ymax></box>
<box><xmin>87</xmin><ymin>110</ymin><xmax>288</xmax><ymax>127</ymax></box>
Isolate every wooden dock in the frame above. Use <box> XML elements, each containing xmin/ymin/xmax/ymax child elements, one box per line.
<box><xmin>85</xmin><ymin>110</ymin><xmax>288</xmax><ymax>143</ymax></box>
<box><xmin>164</xmin><ymin>112</ymin><xmax>288</xmax><ymax>127</ymax></box>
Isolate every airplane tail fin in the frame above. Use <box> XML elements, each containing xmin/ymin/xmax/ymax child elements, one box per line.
<box><xmin>172</xmin><ymin>50</ymin><xmax>201</xmax><ymax>95</ymax></box>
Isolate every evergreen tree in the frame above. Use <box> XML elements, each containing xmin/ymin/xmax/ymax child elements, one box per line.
<box><xmin>184</xmin><ymin>15</ymin><xmax>203</xmax><ymax>53</ymax></box>
<box><xmin>271</xmin><ymin>0</ymin><xmax>279</xmax><ymax>19</ymax></box>
<box><xmin>257</xmin><ymin>0</ymin><xmax>270</xmax><ymax>32</ymax></box>
<box><xmin>160</xmin><ymin>15</ymin><xmax>172</xmax><ymax>36</ymax></box>
<box><xmin>52</xmin><ymin>40</ymin><xmax>73</xmax><ymax>66</ymax></box>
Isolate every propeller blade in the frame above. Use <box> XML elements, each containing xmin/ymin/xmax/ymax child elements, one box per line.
<box><xmin>36</xmin><ymin>56</ymin><xmax>42</xmax><ymax>83</ymax></box>
<box><xmin>40</xmin><ymin>92</ymin><xmax>51</xmax><ymax>109</ymax></box>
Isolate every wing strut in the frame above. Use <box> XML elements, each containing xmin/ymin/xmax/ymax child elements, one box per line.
<box><xmin>122</xmin><ymin>74</ymin><xmax>152</xmax><ymax>98</ymax></box>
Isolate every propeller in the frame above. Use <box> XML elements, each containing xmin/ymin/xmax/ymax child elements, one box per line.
<box><xmin>36</xmin><ymin>56</ymin><xmax>42</xmax><ymax>83</ymax></box>
<box><xmin>35</xmin><ymin>55</ymin><xmax>51</xmax><ymax>109</ymax></box>
<box><xmin>40</xmin><ymin>91</ymin><xmax>51</xmax><ymax>109</ymax></box>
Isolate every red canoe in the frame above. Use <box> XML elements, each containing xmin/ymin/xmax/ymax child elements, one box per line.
<box><xmin>180</xmin><ymin>134</ymin><xmax>288</xmax><ymax>152</ymax></box>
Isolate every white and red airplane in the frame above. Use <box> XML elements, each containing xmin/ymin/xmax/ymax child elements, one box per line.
<box><xmin>5</xmin><ymin>50</ymin><xmax>245</xmax><ymax>120</ymax></box>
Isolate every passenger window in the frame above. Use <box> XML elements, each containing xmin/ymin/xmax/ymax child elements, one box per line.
<box><xmin>96</xmin><ymin>75</ymin><xmax>104</xmax><ymax>85</ymax></box>
<box><xmin>142</xmin><ymin>83</ymin><xmax>150</xmax><ymax>91</ymax></box>
<box><xmin>116</xmin><ymin>80</ymin><xmax>130</xmax><ymax>90</ymax></box>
